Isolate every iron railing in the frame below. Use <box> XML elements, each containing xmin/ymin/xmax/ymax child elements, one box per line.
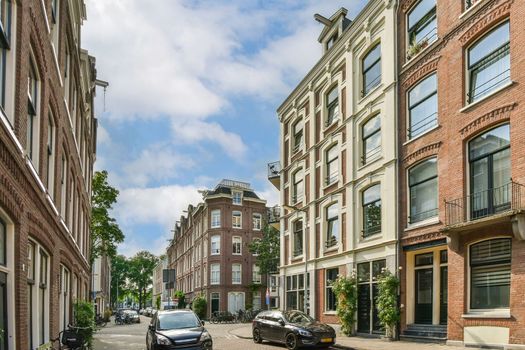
<box><xmin>444</xmin><ymin>181</ymin><xmax>525</xmax><ymax>226</ymax></box>
<box><xmin>267</xmin><ymin>205</ymin><xmax>281</xmax><ymax>223</ymax></box>
<box><xmin>267</xmin><ymin>161</ymin><xmax>281</xmax><ymax>179</ymax></box>
<box><xmin>465</xmin><ymin>0</ymin><xmax>480</xmax><ymax>10</ymax></box>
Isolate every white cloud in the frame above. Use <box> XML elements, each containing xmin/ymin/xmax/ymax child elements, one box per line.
<box><xmin>115</xmin><ymin>184</ymin><xmax>204</xmax><ymax>229</ymax></box>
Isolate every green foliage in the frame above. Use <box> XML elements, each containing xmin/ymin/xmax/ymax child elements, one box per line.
<box><xmin>331</xmin><ymin>274</ymin><xmax>358</xmax><ymax>336</ymax></box>
<box><xmin>91</xmin><ymin>171</ymin><xmax>124</xmax><ymax>263</ymax></box>
<box><xmin>192</xmin><ymin>295</ymin><xmax>207</xmax><ymax>319</ymax></box>
<box><xmin>73</xmin><ymin>299</ymin><xmax>95</xmax><ymax>349</ymax></box>
<box><xmin>127</xmin><ymin>251</ymin><xmax>159</xmax><ymax>309</ymax></box>
<box><xmin>110</xmin><ymin>254</ymin><xmax>129</xmax><ymax>307</ymax></box>
<box><xmin>175</xmin><ymin>290</ymin><xmax>186</xmax><ymax>309</ymax></box>
<box><xmin>376</xmin><ymin>270</ymin><xmax>400</xmax><ymax>339</ymax></box>
<box><xmin>156</xmin><ymin>295</ymin><xmax>161</xmax><ymax>310</ymax></box>
<box><xmin>249</xmin><ymin>224</ymin><xmax>279</xmax><ymax>274</ymax></box>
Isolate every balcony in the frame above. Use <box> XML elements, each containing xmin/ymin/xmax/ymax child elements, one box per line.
<box><xmin>268</xmin><ymin>161</ymin><xmax>281</xmax><ymax>189</ymax></box>
<box><xmin>443</xmin><ymin>181</ymin><xmax>525</xmax><ymax>241</ymax></box>
<box><xmin>267</xmin><ymin>205</ymin><xmax>281</xmax><ymax>230</ymax></box>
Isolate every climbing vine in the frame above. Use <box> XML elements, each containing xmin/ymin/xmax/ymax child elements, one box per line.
<box><xmin>376</xmin><ymin>269</ymin><xmax>400</xmax><ymax>339</ymax></box>
<box><xmin>331</xmin><ymin>273</ymin><xmax>358</xmax><ymax>336</ymax></box>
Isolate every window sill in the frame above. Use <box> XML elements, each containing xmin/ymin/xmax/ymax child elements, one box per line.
<box><xmin>405</xmin><ymin>217</ymin><xmax>440</xmax><ymax>232</ymax></box>
<box><xmin>359</xmin><ymin>83</ymin><xmax>383</xmax><ymax>105</ymax></box>
<box><xmin>462</xmin><ymin>310</ymin><xmax>510</xmax><ymax>319</ymax></box>
<box><xmin>460</xmin><ymin>81</ymin><xmax>515</xmax><ymax>113</ymax></box>
<box><xmin>360</xmin><ymin>232</ymin><xmax>382</xmax><ymax>242</ymax></box>
<box><xmin>403</xmin><ymin>124</ymin><xmax>440</xmax><ymax>146</ymax></box>
<box><xmin>232</xmin><ymin>227</ymin><xmax>242</xmax><ymax>230</ymax></box>
<box><xmin>323</xmin><ymin>119</ymin><xmax>340</xmax><ymax>132</ymax></box>
<box><xmin>324</xmin><ymin>245</ymin><xmax>339</xmax><ymax>253</ymax></box>
<box><xmin>402</xmin><ymin>38</ymin><xmax>439</xmax><ymax>69</ymax></box>
<box><xmin>323</xmin><ymin>311</ymin><xmax>337</xmax><ymax>315</ymax></box>
<box><xmin>358</xmin><ymin>155</ymin><xmax>383</xmax><ymax>171</ymax></box>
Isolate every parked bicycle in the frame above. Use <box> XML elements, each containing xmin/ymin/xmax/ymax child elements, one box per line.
<box><xmin>210</xmin><ymin>311</ymin><xmax>235</xmax><ymax>324</ymax></box>
<box><xmin>38</xmin><ymin>325</ymin><xmax>89</xmax><ymax>350</ymax></box>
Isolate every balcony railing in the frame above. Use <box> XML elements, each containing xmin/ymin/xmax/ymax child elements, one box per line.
<box><xmin>444</xmin><ymin>181</ymin><xmax>525</xmax><ymax>227</ymax></box>
<box><xmin>267</xmin><ymin>205</ymin><xmax>281</xmax><ymax>223</ymax></box>
<box><xmin>268</xmin><ymin>161</ymin><xmax>281</xmax><ymax>179</ymax></box>
<box><xmin>465</xmin><ymin>0</ymin><xmax>480</xmax><ymax>10</ymax></box>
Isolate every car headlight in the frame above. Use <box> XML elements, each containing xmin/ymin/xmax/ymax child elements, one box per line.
<box><xmin>200</xmin><ymin>331</ymin><xmax>212</xmax><ymax>342</ymax></box>
<box><xmin>156</xmin><ymin>334</ymin><xmax>172</xmax><ymax>345</ymax></box>
<box><xmin>298</xmin><ymin>329</ymin><xmax>312</xmax><ymax>337</ymax></box>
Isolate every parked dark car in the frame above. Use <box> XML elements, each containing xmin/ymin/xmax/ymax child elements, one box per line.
<box><xmin>124</xmin><ymin>309</ymin><xmax>141</xmax><ymax>323</ymax></box>
<box><xmin>252</xmin><ymin>310</ymin><xmax>336</xmax><ymax>349</ymax></box>
<box><xmin>146</xmin><ymin>310</ymin><xmax>212</xmax><ymax>350</ymax></box>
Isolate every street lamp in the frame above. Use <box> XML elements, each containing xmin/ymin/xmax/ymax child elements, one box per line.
<box><xmin>282</xmin><ymin>204</ymin><xmax>310</xmax><ymax>315</ymax></box>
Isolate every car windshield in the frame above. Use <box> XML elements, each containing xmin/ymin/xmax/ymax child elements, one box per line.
<box><xmin>283</xmin><ymin>311</ymin><xmax>314</xmax><ymax>324</ymax></box>
<box><xmin>157</xmin><ymin>312</ymin><xmax>201</xmax><ymax>330</ymax></box>
<box><xmin>125</xmin><ymin>310</ymin><xmax>138</xmax><ymax>315</ymax></box>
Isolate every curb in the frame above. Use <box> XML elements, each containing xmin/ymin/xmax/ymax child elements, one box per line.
<box><xmin>332</xmin><ymin>344</ymin><xmax>357</xmax><ymax>350</ymax></box>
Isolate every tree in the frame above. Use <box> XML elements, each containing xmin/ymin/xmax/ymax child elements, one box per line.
<box><xmin>175</xmin><ymin>290</ymin><xmax>186</xmax><ymax>309</ymax></box>
<box><xmin>192</xmin><ymin>295</ymin><xmax>207</xmax><ymax>319</ymax></box>
<box><xmin>110</xmin><ymin>254</ymin><xmax>129</xmax><ymax>307</ymax></box>
<box><xmin>249</xmin><ymin>224</ymin><xmax>279</xmax><ymax>275</ymax></box>
<box><xmin>91</xmin><ymin>170</ymin><xmax>125</xmax><ymax>263</ymax></box>
<box><xmin>127</xmin><ymin>251</ymin><xmax>159</xmax><ymax>310</ymax></box>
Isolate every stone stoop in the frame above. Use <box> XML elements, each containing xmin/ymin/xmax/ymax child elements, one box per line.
<box><xmin>400</xmin><ymin>324</ymin><xmax>447</xmax><ymax>343</ymax></box>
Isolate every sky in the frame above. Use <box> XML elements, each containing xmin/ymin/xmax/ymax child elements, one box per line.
<box><xmin>82</xmin><ymin>0</ymin><xmax>368</xmax><ymax>258</ymax></box>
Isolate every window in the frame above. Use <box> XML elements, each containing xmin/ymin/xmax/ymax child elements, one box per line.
<box><xmin>357</xmin><ymin>260</ymin><xmax>386</xmax><ymax>332</ymax></box>
<box><xmin>232</xmin><ymin>211</ymin><xmax>242</xmax><ymax>229</ymax></box>
<box><xmin>409</xmin><ymin>158</ymin><xmax>438</xmax><ymax>223</ymax></box>
<box><xmin>362</xmin><ymin>115</ymin><xmax>381</xmax><ymax>164</ymax></box>
<box><xmin>46</xmin><ymin>114</ymin><xmax>56</xmax><ymax>199</ymax></box>
<box><xmin>325</xmin><ymin>268</ymin><xmax>338</xmax><ymax>311</ymax></box>
<box><xmin>210</xmin><ymin>264</ymin><xmax>220</xmax><ymax>285</ymax></box>
<box><xmin>362</xmin><ymin>43</ymin><xmax>381</xmax><ymax>96</ymax></box>
<box><xmin>232</xmin><ymin>264</ymin><xmax>241</xmax><ymax>284</ymax></box>
<box><xmin>292</xmin><ymin>119</ymin><xmax>303</xmax><ymax>152</ymax></box>
<box><xmin>326</xmin><ymin>145</ymin><xmax>339</xmax><ymax>185</ymax></box>
<box><xmin>363</xmin><ymin>185</ymin><xmax>381</xmax><ymax>237</ymax></box>
<box><xmin>252</xmin><ymin>264</ymin><xmax>261</xmax><ymax>283</ymax></box>
<box><xmin>232</xmin><ymin>236</ymin><xmax>241</xmax><ymax>255</ymax></box>
<box><xmin>211</xmin><ymin>209</ymin><xmax>220</xmax><ymax>228</ymax></box>
<box><xmin>64</xmin><ymin>41</ymin><xmax>70</xmax><ymax>105</ymax></box>
<box><xmin>27</xmin><ymin>56</ymin><xmax>40</xmax><ymax>168</ymax></box>
<box><xmin>469</xmin><ymin>124</ymin><xmax>510</xmax><ymax>219</ymax></box>
<box><xmin>252</xmin><ymin>238</ymin><xmax>260</xmax><ymax>256</ymax></box>
<box><xmin>59</xmin><ymin>265</ymin><xmax>70</xmax><ymax>332</ymax></box>
<box><xmin>408</xmin><ymin>73</ymin><xmax>437</xmax><ymax>139</ymax></box>
<box><xmin>27</xmin><ymin>241</ymin><xmax>35</xmax><ymax>349</ymax></box>
<box><xmin>326</xmin><ymin>33</ymin><xmax>338</xmax><ymax>50</ymax></box>
<box><xmin>286</xmin><ymin>274</ymin><xmax>307</xmax><ymax>312</ymax></box>
<box><xmin>325</xmin><ymin>86</ymin><xmax>339</xmax><ymax>126</ymax></box>
<box><xmin>253</xmin><ymin>291</ymin><xmax>261</xmax><ymax>310</ymax></box>
<box><xmin>292</xmin><ymin>169</ymin><xmax>304</xmax><ymax>204</ymax></box>
<box><xmin>38</xmin><ymin>248</ymin><xmax>49</xmax><ymax>346</ymax></box>
<box><xmin>0</xmin><ymin>0</ymin><xmax>13</xmax><ymax>112</ymax></box>
<box><xmin>210</xmin><ymin>235</ymin><xmax>220</xmax><ymax>255</ymax></box>
<box><xmin>60</xmin><ymin>155</ymin><xmax>67</xmax><ymax>218</ymax></box>
<box><xmin>470</xmin><ymin>238</ymin><xmax>511</xmax><ymax>309</ymax></box>
<box><xmin>232</xmin><ymin>191</ymin><xmax>242</xmax><ymax>205</ymax></box>
<box><xmin>253</xmin><ymin>213</ymin><xmax>262</xmax><ymax>230</ymax></box>
<box><xmin>326</xmin><ymin>203</ymin><xmax>339</xmax><ymax>248</ymax></box>
<box><xmin>407</xmin><ymin>0</ymin><xmax>437</xmax><ymax>50</ymax></box>
<box><xmin>50</xmin><ymin>0</ymin><xmax>60</xmax><ymax>50</ymax></box>
<box><xmin>270</xmin><ymin>276</ymin><xmax>278</xmax><ymax>293</ymax></box>
<box><xmin>467</xmin><ymin>21</ymin><xmax>510</xmax><ymax>103</ymax></box>
<box><xmin>293</xmin><ymin>220</ymin><xmax>303</xmax><ymax>257</ymax></box>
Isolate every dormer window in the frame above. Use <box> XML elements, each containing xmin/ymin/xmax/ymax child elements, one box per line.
<box><xmin>292</xmin><ymin>119</ymin><xmax>303</xmax><ymax>152</ymax></box>
<box><xmin>232</xmin><ymin>191</ymin><xmax>242</xmax><ymax>205</ymax></box>
<box><xmin>326</xmin><ymin>86</ymin><xmax>339</xmax><ymax>127</ymax></box>
<box><xmin>326</xmin><ymin>33</ymin><xmax>338</xmax><ymax>50</ymax></box>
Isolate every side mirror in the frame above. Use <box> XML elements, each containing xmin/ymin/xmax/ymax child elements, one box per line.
<box><xmin>148</xmin><ymin>324</ymin><xmax>155</xmax><ymax>331</ymax></box>
<box><xmin>279</xmin><ymin>319</ymin><xmax>285</xmax><ymax>326</ymax></box>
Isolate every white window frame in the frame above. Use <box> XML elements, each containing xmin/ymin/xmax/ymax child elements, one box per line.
<box><xmin>211</xmin><ymin>209</ymin><xmax>220</xmax><ymax>228</ymax></box>
<box><xmin>232</xmin><ymin>236</ymin><xmax>242</xmax><ymax>255</ymax></box>
<box><xmin>252</xmin><ymin>213</ymin><xmax>262</xmax><ymax>231</ymax></box>
<box><xmin>252</xmin><ymin>264</ymin><xmax>261</xmax><ymax>284</ymax></box>
<box><xmin>27</xmin><ymin>51</ymin><xmax>41</xmax><ymax>170</ymax></box>
<box><xmin>210</xmin><ymin>264</ymin><xmax>220</xmax><ymax>285</ymax></box>
<box><xmin>232</xmin><ymin>263</ymin><xmax>242</xmax><ymax>284</ymax></box>
<box><xmin>232</xmin><ymin>191</ymin><xmax>242</xmax><ymax>205</ymax></box>
<box><xmin>0</xmin><ymin>211</ymin><xmax>15</xmax><ymax>350</ymax></box>
<box><xmin>232</xmin><ymin>211</ymin><xmax>242</xmax><ymax>229</ymax></box>
<box><xmin>210</xmin><ymin>235</ymin><xmax>220</xmax><ymax>255</ymax></box>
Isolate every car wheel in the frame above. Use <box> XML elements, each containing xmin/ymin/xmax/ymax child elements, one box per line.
<box><xmin>285</xmin><ymin>333</ymin><xmax>298</xmax><ymax>350</ymax></box>
<box><xmin>253</xmin><ymin>328</ymin><xmax>262</xmax><ymax>344</ymax></box>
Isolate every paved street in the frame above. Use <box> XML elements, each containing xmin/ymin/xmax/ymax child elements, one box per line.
<box><xmin>93</xmin><ymin>316</ymin><xmax>342</xmax><ymax>350</ymax></box>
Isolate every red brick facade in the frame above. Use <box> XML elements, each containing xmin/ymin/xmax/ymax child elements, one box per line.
<box><xmin>398</xmin><ymin>0</ymin><xmax>525</xmax><ymax>346</ymax></box>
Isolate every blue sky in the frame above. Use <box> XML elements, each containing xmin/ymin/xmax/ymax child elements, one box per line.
<box><xmin>83</xmin><ymin>0</ymin><xmax>368</xmax><ymax>257</ymax></box>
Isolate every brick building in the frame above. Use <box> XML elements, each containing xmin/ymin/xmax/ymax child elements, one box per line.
<box><xmin>269</xmin><ymin>0</ymin><xmax>398</xmax><ymax>333</ymax></box>
<box><xmin>397</xmin><ymin>0</ymin><xmax>525</xmax><ymax>347</ymax></box>
<box><xmin>166</xmin><ymin>180</ymin><xmax>267</xmax><ymax>316</ymax></box>
<box><xmin>0</xmin><ymin>0</ymin><xmax>97</xmax><ymax>349</ymax></box>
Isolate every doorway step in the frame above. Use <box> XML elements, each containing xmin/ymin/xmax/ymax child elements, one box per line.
<box><xmin>400</xmin><ymin>324</ymin><xmax>447</xmax><ymax>343</ymax></box>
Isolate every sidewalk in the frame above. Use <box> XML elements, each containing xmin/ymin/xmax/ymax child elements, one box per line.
<box><xmin>228</xmin><ymin>324</ymin><xmax>484</xmax><ymax>350</ymax></box>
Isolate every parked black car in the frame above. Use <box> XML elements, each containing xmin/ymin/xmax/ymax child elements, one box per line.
<box><xmin>252</xmin><ymin>310</ymin><xmax>336</xmax><ymax>349</ymax></box>
<box><xmin>146</xmin><ymin>310</ymin><xmax>212</xmax><ymax>350</ymax></box>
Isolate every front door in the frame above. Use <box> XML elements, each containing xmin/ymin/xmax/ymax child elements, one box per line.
<box><xmin>415</xmin><ymin>268</ymin><xmax>433</xmax><ymax>324</ymax></box>
<box><xmin>0</xmin><ymin>272</ymin><xmax>7</xmax><ymax>350</ymax></box>
<box><xmin>210</xmin><ymin>293</ymin><xmax>219</xmax><ymax>314</ymax></box>
<box><xmin>357</xmin><ymin>284</ymin><xmax>370</xmax><ymax>333</ymax></box>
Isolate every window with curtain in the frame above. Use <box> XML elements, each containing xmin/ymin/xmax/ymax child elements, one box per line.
<box><xmin>232</xmin><ymin>211</ymin><xmax>242</xmax><ymax>229</ymax></box>
<box><xmin>232</xmin><ymin>264</ymin><xmax>242</xmax><ymax>284</ymax></box>
<box><xmin>211</xmin><ymin>209</ymin><xmax>220</xmax><ymax>228</ymax></box>
<box><xmin>232</xmin><ymin>236</ymin><xmax>241</xmax><ymax>255</ymax></box>
<box><xmin>211</xmin><ymin>235</ymin><xmax>220</xmax><ymax>255</ymax></box>
<box><xmin>210</xmin><ymin>264</ymin><xmax>220</xmax><ymax>285</ymax></box>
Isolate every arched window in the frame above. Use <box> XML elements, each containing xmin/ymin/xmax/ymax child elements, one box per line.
<box><xmin>408</xmin><ymin>73</ymin><xmax>437</xmax><ymax>139</ymax></box>
<box><xmin>363</xmin><ymin>185</ymin><xmax>381</xmax><ymax>237</ymax></box>
<box><xmin>325</xmin><ymin>203</ymin><xmax>339</xmax><ymax>248</ymax></box>
<box><xmin>362</xmin><ymin>43</ymin><xmax>381</xmax><ymax>96</ymax></box>
<box><xmin>362</xmin><ymin>115</ymin><xmax>381</xmax><ymax>163</ymax></box>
